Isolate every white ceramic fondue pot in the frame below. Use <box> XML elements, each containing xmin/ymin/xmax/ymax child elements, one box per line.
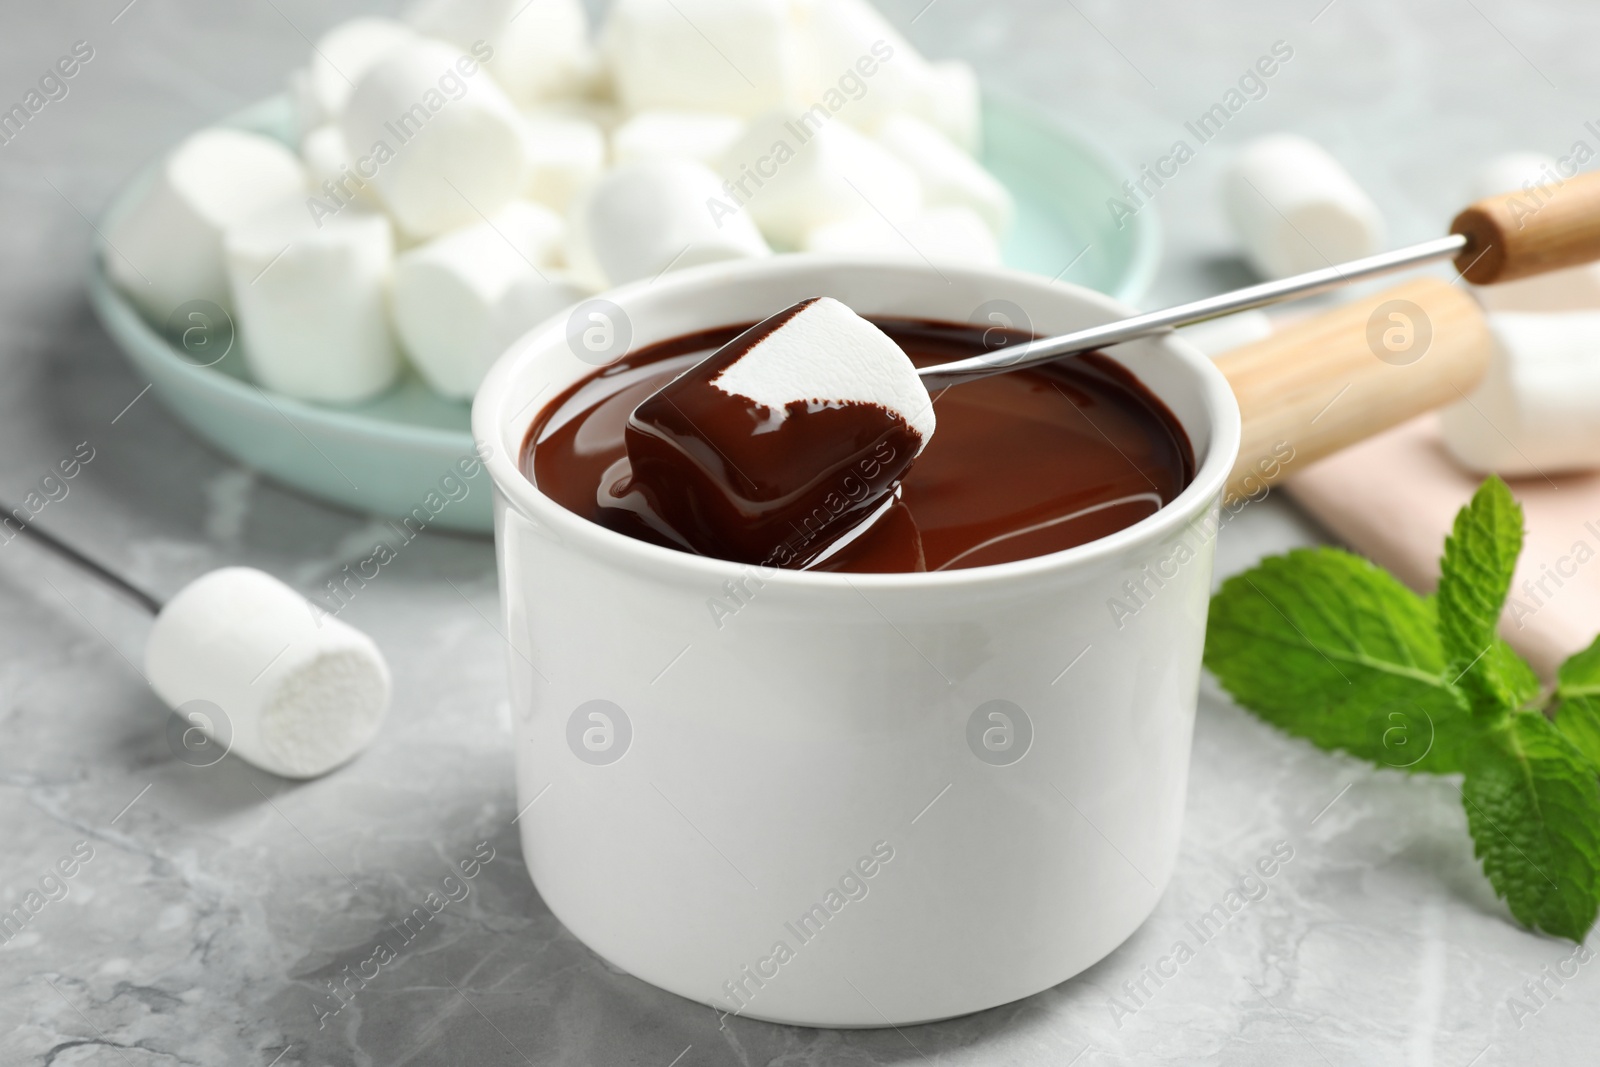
<box><xmin>473</xmin><ymin>256</ymin><xmax>1240</xmax><ymax>1027</ymax></box>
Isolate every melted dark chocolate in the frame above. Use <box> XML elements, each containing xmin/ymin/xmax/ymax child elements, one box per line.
<box><xmin>525</xmin><ymin>318</ymin><xmax>1194</xmax><ymax>574</ymax></box>
<box><xmin>619</xmin><ymin>300</ymin><xmax>924</xmax><ymax>568</ymax></box>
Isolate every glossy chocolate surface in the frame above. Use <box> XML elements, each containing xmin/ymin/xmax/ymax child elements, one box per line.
<box><xmin>524</xmin><ymin>318</ymin><xmax>1195</xmax><ymax>573</ymax></box>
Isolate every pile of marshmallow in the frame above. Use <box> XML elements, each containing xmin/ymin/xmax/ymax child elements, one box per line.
<box><xmin>105</xmin><ymin>0</ymin><xmax>1012</xmax><ymax>405</ymax></box>
<box><xmin>1196</xmin><ymin>136</ymin><xmax>1600</xmax><ymax>480</ymax></box>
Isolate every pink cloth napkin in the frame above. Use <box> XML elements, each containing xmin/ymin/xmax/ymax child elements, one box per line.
<box><xmin>1284</xmin><ymin>415</ymin><xmax>1600</xmax><ymax>679</ymax></box>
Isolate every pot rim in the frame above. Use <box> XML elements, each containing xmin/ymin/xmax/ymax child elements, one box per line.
<box><xmin>472</xmin><ymin>255</ymin><xmax>1241</xmax><ymax>591</ymax></box>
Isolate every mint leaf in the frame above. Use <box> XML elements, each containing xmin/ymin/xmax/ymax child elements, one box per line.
<box><xmin>1490</xmin><ymin>638</ymin><xmax>1543</xmax><ymax>711</ymax></box>
<box><xmin>1206</xmin><ymin>548</ymin><xmax>1473</xmax><ymax>773</ymax></box>
<box><xmin>1461</xmin><ymin>712</ymin><xmax>1600</xmax><ymax>941</ymax></box>
<box><xmin>1555</xmin><ymin>635</ymin><xmax>1600</xmax><ymax>770</ymax></box>
<box><xmin>1436</xmin><ymin>477</ymin><xmax>1525</xmax><ymax>715</ymax></box>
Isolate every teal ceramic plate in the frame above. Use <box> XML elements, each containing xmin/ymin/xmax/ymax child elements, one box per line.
<box><xmin>88</xmin><ymin>94</ymin><xmax>1160</xmax><ymax>534</ymax></box>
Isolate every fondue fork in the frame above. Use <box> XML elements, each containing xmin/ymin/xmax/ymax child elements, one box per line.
<box><xmin>920</xmin><ymin>174</ymin><xmax>1600</xmax><ymax>389</ymax></box>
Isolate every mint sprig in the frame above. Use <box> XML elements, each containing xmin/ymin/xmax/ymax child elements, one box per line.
<box><xmin>1206</xmin><ymin>476</ymin><xmax>1600</xmax><ymax>940</ymax></box>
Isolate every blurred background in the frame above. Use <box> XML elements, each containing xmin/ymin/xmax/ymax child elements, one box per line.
<box><xmin>3</xmin><ymin>1</ymin><xmax>1598</xmax><ymax>1063</ymax></box>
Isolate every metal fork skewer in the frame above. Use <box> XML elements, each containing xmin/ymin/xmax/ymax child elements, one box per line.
<box><xmin>1</xmin><ymin>502</ymin><xmax>163</xmax><ymax>615</ymax></box>
<box><xmin>919</xmin><ymin>233</ymin><xmax>1471</xmax><ymax>389</ymax></box>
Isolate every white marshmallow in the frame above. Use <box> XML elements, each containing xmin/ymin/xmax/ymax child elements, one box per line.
<box><xmin>393</xmin><ymin>200</ymin><xmax>582</xmax><ymax>398</ymax></box>
<box><xmin>306</xmin><ymin>18</ymin><xmax>419</xmax><ymax>124</ymax></box>
<box><xmin>602</xmin><ymin>0</ymin><xmax>803</xmax><ymax>118</ymax></box>
<box><xmin>287</xmin><ymin>67</ymin><xmax>325</xmax><ymax>137</ymax></box>
<box><xmin>803</xmin><ymin>205</ymin><xmax>1000</xmax><ymax>265</ymax></box>
<box><xmin>568</xmin><ymin>47</ymin><xmax>614</xmax><ymax>104</ymax></box>
<box><xmin>1175</xmin><ymin>310</ymin><xmax>1275</xmax><ymax>358</ymax></box>
<box><xmin>1478</xmin><ymin>262</ymin><xmax>1600</xmax><ymax>314</ymax></box>
<box><xmin>520</xmin><ymin>110</ymin><xmax>607</xmax><ymax>211</ymax></box>
<box><xmin>912</xmin><ymin>60</ymin><xmax>982</xmax><ymax>152</ymax></box>
<box><xmin>561</xmin><ymin>209</ymin><xmax>612</xmax><ymax>291</ymax></box>
<box><xmin>146</xmin><ymin>568</ymin><xmax>391</xmax><ymax>779</ymax></box>
<box><xmin>105</xmin><ymin>128</ymin><xmax>307</xmax><ymax>322</ymax></box>
<box><xmin>1469</xmin><ymin>151</ymin><xmax>1568</xmax><ymax>203</ymax></box>
<box><xmin>720</xmin><ymin>112</ymin><xmax>923</xmax><ymax>247</ymax></box>
<box><xmin>1440</xmin><ymin>311</ymin><xmax>1600</xmax><ymax>477</ymax></box>
<box><xmin>795</xmin><ymin>1</ymin><xmax>980</xmax><ymax>147</ymax></box>
<box><xmin>300</xmin><ymin>124</ymin><xmax>351</xmax><ymax>187</ymax></box>
<box><xmin>501</xmin><ymin>272</ymin><xmax>593</xmax><ymax>340</ymax></box>
<box><xmin>714</xmin><ymin>296</ymin><xmax>935</xmax><ymax>446</ymax></box>
<box><xmin>540</xmin><ymin>97</ymin><xmax>625</xmax><ymax>133</ymax></box>
<box><xmin>579</xmin><ymin>159</ymin><xmax>771</xmax><ymax>286</ymax></box>
<box><xmin>794</xmin><ymin>0</ymin><xmax>930</xmax><ymax>130</ymax></box>
<box><xmin>339</xmin><ymin>39</ymin><xmax>527</xmax><ymax>239</ymax></box>
<box><xmin>1468</xmin><ymin>153</ymin><xmax>1600</xmax><ymax>313</ymax></box>
<box><xmin>495</xmin><ymin>198</ymin><xmax>569</xmax><ymax>263</ymax></box>
<box><xmin>1222</xmin><ymin>134</ymin><xmax>1385</xmax><ymax>279</ymax></box>
<box><xmin>224</xmin><ymin>198</ymin><xmax>400</xmax><ymax>403</ymax></box>
<box><xmin>876</xmin><ymin>114</ymin><xmax>1011</xmax><ymax>235</ymax></box>
<box><xmin>301</xmin><ymin>124</ymin><xmax>381</xmax><ymax>211</ymax></box>
<box><xmin>611</xmin><ymin>110</ymin><xmax>748</xmax><ymax>168</ymax></box>
<box><xmin>406</xmin><ymin>0</ymin><xmax>592</xmax><ymax>104</ymax></box>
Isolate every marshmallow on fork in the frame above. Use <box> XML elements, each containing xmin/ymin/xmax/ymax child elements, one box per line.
<box><xmin>287</xmin><ymin>17</ymin><xmax>418</xmax><ymax>132</ymax></box>
<box><xmin>617</xmin><ymin>297</ymin><xmax>934</xmax><ymax>567</ymax></box>
<box><xmin>339</xmin><ymin>38</ymin><xmax>527</xmax><ymax>239</ymax></box>
<box><xmin>393</xmin><ymin>200</ymin><xmax>586</xmax><ymax>398</ymax></box>
<box><xmin>602</xmin><ymin>0</ymin><xmax>803</xmax><ymax>118</ymax></box>
<box><xmin>574</xmin><ymin>158</ymin><xmax>771</xmax><ymax>286</ymax></box>
<box><xmin>719</xmin><ymin>112</ymin><xmax>923</xmax><ymax>247</ymax></box>
<box><xmin>146</xmin><ymin>568</ymin><xmax>390</xmax><ymax>780</ymax></box>
<box><xmin>406</xmin><ymin>0</ymin><xmax>593</xmax><ymax>105</ymax></box>
<box><xmin>1468</xmin><ymin>152</ymin><xmax>1600</xmax><ymax>313</ymax></box>
<box><xmin>105</xmin><ymin>128</ymin><xmax>307</xmax><ymax>322</ymax></box>
<box><xmin>1222</xmin><ymin>134</ymin><xmax>1385</xmax><ymax>279</ymax></box>
<box><xmin>224</xmin><ymin>198</ymin><xmax>401</xmax><ymax>403</ymax></box>
<box><xmin>1439</xmin><ymin>310</ymin><xmax>1600</xmax><ymax>477</ymax></box>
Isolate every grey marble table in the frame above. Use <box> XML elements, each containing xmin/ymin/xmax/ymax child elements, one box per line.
<box><xmin>3</xmin><ymin>1</ymin><xmax>1598</xmax><ymax>1064</ymax></box>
